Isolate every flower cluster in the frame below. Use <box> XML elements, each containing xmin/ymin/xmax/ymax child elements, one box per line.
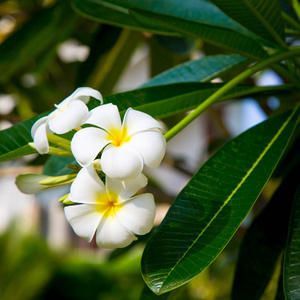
<box><xmin>18</xmin><ymin>87</ymin><xmax>166</xmax><ymax>249</ymax></box>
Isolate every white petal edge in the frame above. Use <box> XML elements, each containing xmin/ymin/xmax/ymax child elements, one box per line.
<box><xmin>71</xmin><ymin>87</ymin><xmax>103</xmax><ymax>104</ymax></box>
<box><xmin>64</xmin><ymin>204</ymin><xmax>102</xmax><ymax>242</ymax></box>
<box><xmin>71</xmin><ymin>127</ymin><xmax>110</xmax><ymax>167</ymax></box>
<box><xmin>128</xmin><ymin>130</ymin><xmax>166</xmax><ymax>168</ymax></box>
<box><xmin>101</xmin><ymin>143</ymin><xmax>143</xmax><ymax>180</ymax></box>
<box><xmin>33</xmin><ymin>123</ymin><xmax>50</xmax><ymax>154</ymax></box>
<box><xmin>115</xmin><ymin>193</ymin><xmax>155</xmax><ymax>235</ymax></box>
<box><xmin>95</xmin><ymin>215</ymin><xmax>137</xmax><ymax>249</ymax></box>
<box><xmin>106</xmin><ymin>173</ymin><xmax>148</xmax><ymax>201</ymax></box>
<box><xmin>85</xmin><ymin>103</ymin><xmax>121</xmax><ymax>131</ymax></box>
<box><xmin>123</xmin><ymin>108</ymin><xmax>163</xmax><ymax>136</ymax></box>
<box><xmin>48</xmin><ymin>100</ymin><xmax>89</xmax><ymax>134</ymax></box>
<box><xmin>69</xmin><ymin>165</ymin><xmax>106</xmax><ymax>204</ymax></box>
<box><xmin>31</xmin><ymin>116</ymin><xmax>48</xmax><ymax>138</ymax></box>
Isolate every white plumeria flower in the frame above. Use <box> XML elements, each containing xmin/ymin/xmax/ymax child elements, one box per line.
<box><xmin>31</xmin><ymin>87</ymin><xmax>102</xmax><ymax>154</ymax></box>
<box><xmin>71</xmin><ymin>104</ymin><xmax>166</xmax><ymax>180</ymax></box>
<box><xmin>64</xmin><ymin>166</ymin><xmax>156</xmax><ymax>249</ymax></box>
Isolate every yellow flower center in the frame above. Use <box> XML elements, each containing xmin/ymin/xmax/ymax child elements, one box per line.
<box><xmin>108</xmin><ymin>127</ymin><xmax>131</xmax><ymax>147</ymax></box>
<box><xmin>95</xmin><ymin>192</ymin><xmax>121</xmax><ymax>217</ymax></box>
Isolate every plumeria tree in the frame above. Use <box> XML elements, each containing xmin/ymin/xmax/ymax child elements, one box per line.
<box><xmin>1</xmin><ymin>0</ymin><xmax>300</xmax><ymax>299</ymax></box>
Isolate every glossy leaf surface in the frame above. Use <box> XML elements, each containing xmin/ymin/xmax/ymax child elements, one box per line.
<box><xmin>73</xmin><ymin>0</ymin><xmax>267</xmax><ymax>59</ymax></box>
<box><xmin>130</xmin><ymin>8</ymin><xmax>267</xmax><ymax>60</ymax></box>
<box><xmin>142</xmin><ymin>54</ymin><xmax>248</xmax><ymax>87</ymax></box>
<box><xmin>142</xmin><ymin>106</ymin><xmax>300</xmax><ymax>294</ymax></box>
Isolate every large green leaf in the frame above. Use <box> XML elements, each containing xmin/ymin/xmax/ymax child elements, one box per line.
<box><xmin>231</xmin><ymin>166</ymin><xmax>299</xmax><ymax>300</ymax></box>
<box><xmin>142</xmin><ymin>54</ymin><xmax>248</xmax><ymax>87</ymax></box>
<box><xmin>0</xmin><ymin>83</ymin><xmax>294</xmax><ymax>163</ymax></box>
<box><xmin>72</xmin><ymin>0</ymin><xmax>267</xmax><ymax>59</ymax></box>
<box><xmin>141</xmin><ymin>106</ymin><xmax>300</xmax><ymax>294</ymax></box>
<box><xmin>284</xmin><ymin>186</ymin><xmax>300</xmax><ymax>299</ymax></box>
<box><xmin>129</xmin><ymin>8</ymin><xmax>268</xmax><ymax>60</ymax></box>
<box><xmin>209</xmin><ymin>0</ymin><xmax>285</xmax><ymax>45</ymax></box>
<box><xmin>0</xmin><ymin>115</ymin><xmax>44</xmax><ymax>163</ymax></box>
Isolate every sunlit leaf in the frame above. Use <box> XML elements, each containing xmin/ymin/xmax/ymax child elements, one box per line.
<box><xmin>284</xmin><ymin>186</ymin><xmax>300</xmax><ymax>300</ymax></box>
<box><xmin>142</xmin><ymin>106</ymin><xmax>300</xmax><ymax>294</ymax></box>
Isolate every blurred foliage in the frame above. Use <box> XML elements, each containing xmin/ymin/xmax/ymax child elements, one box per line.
<box><xmin>0</xmin><ymin>227</ymin><xmax>282</xmax><ymax>300</ymax></box>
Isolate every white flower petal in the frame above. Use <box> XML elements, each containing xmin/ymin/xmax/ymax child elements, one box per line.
<box><xmin>128</xmin><ymin>130</ymin><xmax>166</xmax><ymax>168</ymax></box>
<box><xmin>64</xmin><ymin>204</ymin><xmax>102</xmax><ymax>242</ymax></box>
<box><xmin>69</xmin><ymin>166</ymin><xmax>105</xmax><ymax>204</ymax></box>
<box><xmin>48</xmin><ymin>100</ymin><xmax>89</xmax><ymax>134</ymax></box>
<box><xmin>115</xmin><ymin>194</ymin><xmax>155</xmax><ymax>235</ymax></box>
<box><xmin>106</xmin><ymin>173</ymin><xmax>148</xmax><ymax>200</ymax></box>
<box><xmin>96</xmin><ymin>215</ymin><xmax>137</xmax><ymax>248</ymax></box>
<box><xmin>31</xmin><ymin>116</ymin><xmax>48</xmax><ymax>138</ymax></box>
<box><xmin>85</xmin><ymin>103</ymin><xmax>122</xmax><ymax>131</ymax></box>
<box><xmin>70</xmin><ymin>87</ymin><xmax>103</xmax><ymax>104</ymax></box>
<box><xmin>33</xmin><ymin>123</ymin><xmax>50</xmax><ymax>154</ymax></box>
<box><xmin>101</xmin><ymin>144</ymin><xmax>143</xmax><ymax>180</ymax></box>
<box><xmin>123</xmin><ymin>108</ymin><xmax>163</xmax><ymax>136</ymax></box>
<box><xmin>71</xmin><ymin>127</ymin><xmax>110</xmax><ymax>167</ymax></box>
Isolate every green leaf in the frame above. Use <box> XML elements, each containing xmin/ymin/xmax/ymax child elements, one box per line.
<box><xmin>72</xmin><ymin>0</ymin><xmax>267</xmax><ymax>59</ymax></box>
<box><xmin>129</xmin><ymin>8</ymin><xmax>268</xmax><ymax>60</ymax></box>
<box><xmin>232</xmin><ymin>166</ymin><xmax>300</xmax><ymax>300</ymax></box>
<box><xmin>43</xmin><ymin>156</ymin><xmax>77</xmax><ymax>176</ymax></box>
<box><xmin>0</xmin><ymin>115</ymin><xmax>44</xmax><ymax>163</ymax></box>
<box><xmin>209</xmin><ymin>0</ymin><xmax>286</xmax><ymax>46</ymax></box>
<box><xmin>141</xmin><ymin>106</ymin><xmax>300</xmax><ymax>294</ymax></box>
<box><xmin>284</xmin><ymin>186</ymin><xmax>300</xmax><ymax>299</ymax></box>
<box><xmin>72</xmin><ymin>0</ymin><xmax>176</xmax><ymax>35</ymax></box>
<box><xmin>142</xmin><ymin>54</ymin><xmax>248</xmax><ymax>87</ymax></box>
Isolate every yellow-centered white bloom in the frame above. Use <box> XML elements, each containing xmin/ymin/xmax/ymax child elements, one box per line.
<box><xmin>71</xmin><ymin>104</ymin><xmax>166</xmax><ymax>180</ymax></box>
<box><xmin>31</xmin><ymin>87</ymin><xmax>102</xmax><ymax>154</ymax></box>
<box><xmin>64</xmin><ymin>166</ymin><xmax>155</xmax><ymax>249</ymax></box>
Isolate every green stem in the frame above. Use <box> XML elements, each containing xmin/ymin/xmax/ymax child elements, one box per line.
<box><xmin>164</xmin><ymin>48</ymin><xmax>300</xmax><ymax>142</ymax></box>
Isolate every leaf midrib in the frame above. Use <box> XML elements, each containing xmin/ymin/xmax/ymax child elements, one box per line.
<box><xmin>158</xmin><ymin>108</ymin><xmax>297</xmax><ymax>293</ymax></box>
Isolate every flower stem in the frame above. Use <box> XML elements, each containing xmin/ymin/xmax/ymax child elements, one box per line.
<box><xmin>164</xmin><ymin>48</ymin><xmax>300</xmax><ymax>142</ymax></box>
